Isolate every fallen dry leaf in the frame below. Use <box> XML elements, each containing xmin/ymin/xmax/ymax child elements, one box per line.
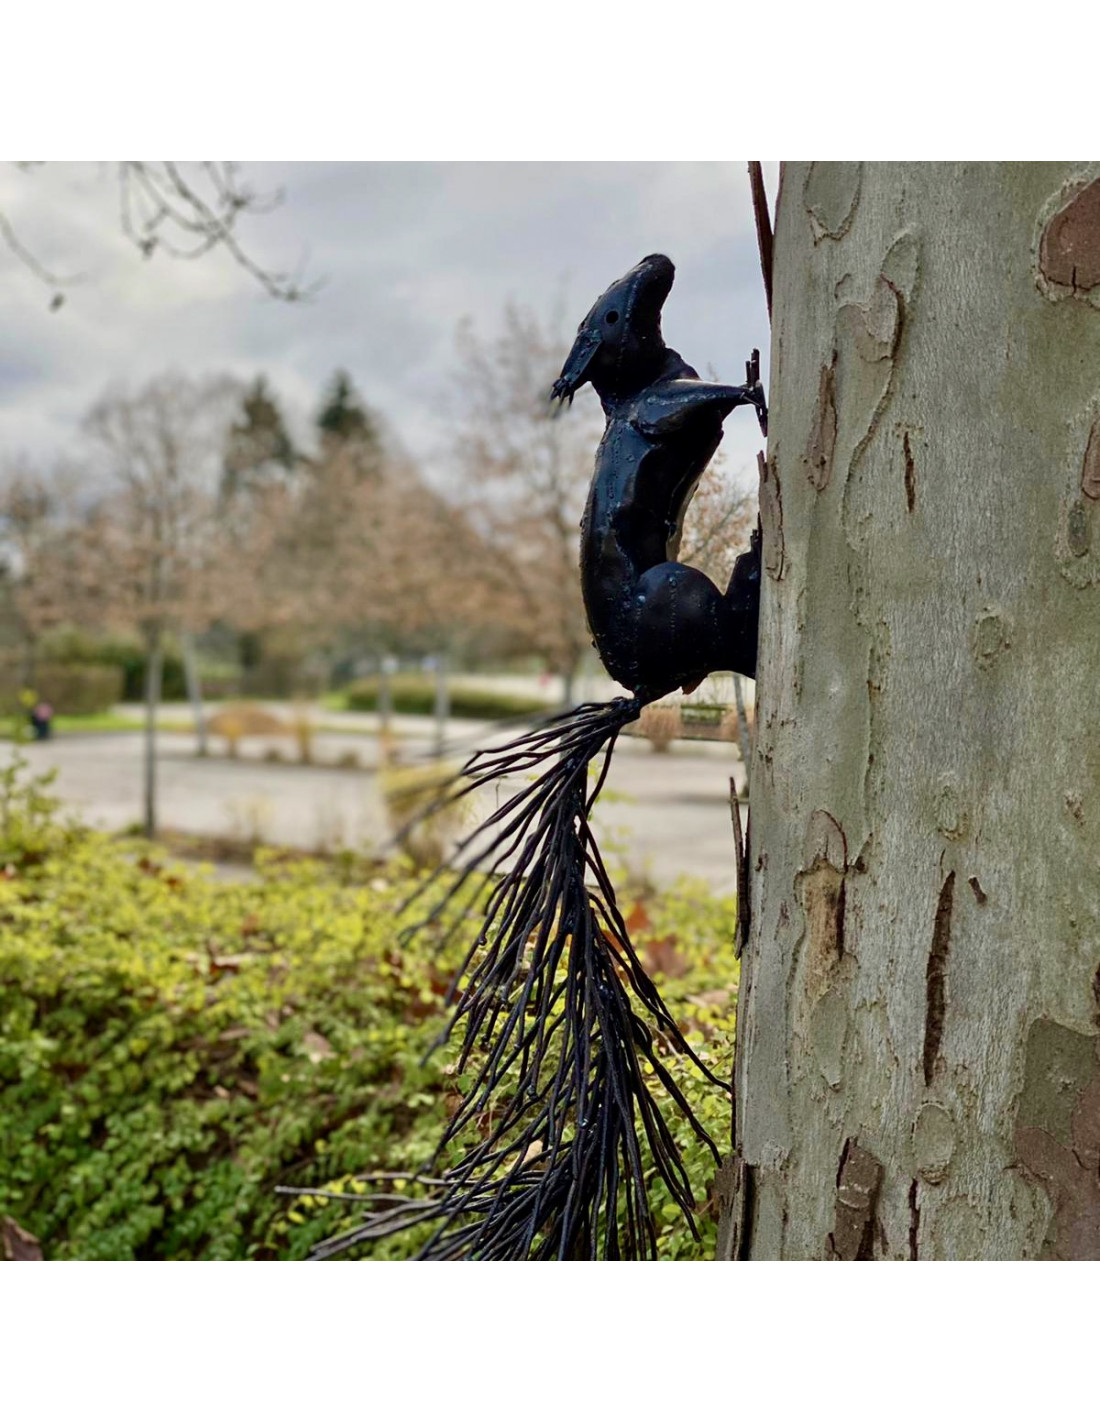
<box><xmin>2</xmin><ymin>1216</ymin><xmax>43</xmax><ymax>1262</ymax></box>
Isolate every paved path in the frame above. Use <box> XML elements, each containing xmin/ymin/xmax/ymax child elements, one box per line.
<box><xmin>8</xmin><ymin>717</ymin><xmax>747</xmax><ymax>894</ymax></box>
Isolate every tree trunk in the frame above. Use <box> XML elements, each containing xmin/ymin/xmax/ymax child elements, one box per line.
<box><xmin>727</xmin><ymin>162</ymin><xmax>1100</xmax><ymax>1261</ymax></box>
<box><xmin>433</xmin><ymin>653</ymin><xmax>449</xmax><ymax>758</ymax></box>
<box><xmin>378</xmin><ymin>655</ymin><xmax>395</xmax><ymax>738</ymax></box>
<box><xmin>142</xmin><ymin>628</ymin><xmax>163</xmax><ymax>838</ymax></box>
<box><xmin>181</xmin><ymin>632</ymin><xmax>208</xmax><ymax>756</ymax></box>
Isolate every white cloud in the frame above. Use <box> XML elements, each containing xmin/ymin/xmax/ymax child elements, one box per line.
<box><xmin>0</xmin><ymin>161</ymin><xmax>774</xmax><ymax>485</ymax></box>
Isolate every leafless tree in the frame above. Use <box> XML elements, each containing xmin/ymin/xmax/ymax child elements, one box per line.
<box><xmin>228</xmin><ymin>428</ymin><xmax>492</xmax><ymax>696</ymax></box>
<box><xmin>449</xmin><ymin>304</ymin><xmax>601</xmax><ymax>703</ymax></box>
<box><xmin>81</xmin><ymin>372</ymin><xmax>241</xmax><ymax>833</ymax></box>
<box><xmin>0</xmin><ymin>459</ymin><xmax>89</xmax><ymax>680</ymax></box>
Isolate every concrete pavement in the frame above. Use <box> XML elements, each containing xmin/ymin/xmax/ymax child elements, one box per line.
<box><xmin>6</xmin><ymin>719</ymin><xmax>747</xmax><ymax>893</ymax></box>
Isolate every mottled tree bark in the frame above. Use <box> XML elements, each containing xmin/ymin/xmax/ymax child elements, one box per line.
<box><xmin>181</xmin><ymin>632</ymin><xmax>208</xmax><ymax>757</ymax></box>
<box><xmin>725</xmin><ymin>162</ymin><xmax>1100</xmax><ymax>1260</ymax></box>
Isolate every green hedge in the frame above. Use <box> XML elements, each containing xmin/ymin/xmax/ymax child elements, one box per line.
<box><xmin>0</xmin><ymin>757</ymin><xmax>737</xmax><ymax>1260</ymax></box>
<box><xmin>344</xmin><ymin>675</ymin><xmax>549</xmax><ymax>720</ymax></box>
<box><xmin>0</xmin><ymin>660</ymin><xmax>124</xmax><ymax>716</ymax></box>
<box><xmin>33</xmin><ymin>631</ymin><xmax>240</xmax><ymax>702</ymax></box>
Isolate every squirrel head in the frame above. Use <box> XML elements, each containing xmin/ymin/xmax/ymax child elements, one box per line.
<box><xmin>551</xmin><ymin>253</ymin><xmax>674</xmax><ymax>406</ymax></box>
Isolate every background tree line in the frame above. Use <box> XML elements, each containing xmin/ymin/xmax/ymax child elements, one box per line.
<box><xmin>1</xmin><ymin>305</ymin><xmax>753</xmax><ymax>714</ymax></box>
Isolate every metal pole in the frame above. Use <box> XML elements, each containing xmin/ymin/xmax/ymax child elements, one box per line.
<box><xmin>379</xmin><ymin>655</ymin><xmax>395</xmax><ymax>737</ymax></box>
<box><xmin>181</xmin><ymin>631</ymin><xmax>208</xmax><ymax>756</ymax></box>
<box><xmin>143</xmin><ymin>630</ymin><xmax>163</xmax><ymax>838</ymax></box>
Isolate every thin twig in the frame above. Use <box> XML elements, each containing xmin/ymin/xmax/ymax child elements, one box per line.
<box><xmin>0</xmin><ymin>206</ymin><xmax>84</xmax><ymax>304</ymax></box>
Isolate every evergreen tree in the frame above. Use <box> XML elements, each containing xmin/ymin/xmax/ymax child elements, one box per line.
<box><xmin>315</xmin><ymin>370</ymin><xmax>382</xmax><ymax>477</ymax></box>
<box><xmin>222</xmin><ymin>377</ymin><xmax>296</xmax><ymax>500</ymax></box>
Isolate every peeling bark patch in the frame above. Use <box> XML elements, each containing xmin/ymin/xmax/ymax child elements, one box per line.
<box><xmin>1082</xmin><ymin>422</ymin><xmax>1100</xmax><ymax>501</ymax></box>
<box><xmin>1016</xmin><ymin>1019</ymin><xmax>1098</xmax><ymax>1148</ymax></box>
<box><xmin>881</xmin><ymin>229</ymin><xmax>921</xmax><ymax>304</ymax></box>
<box><xmin>1016</xmin><ymin>1123</ymin><xmax>1100</xmax><ymax>1260</ymax></box>
<box><xmin>798</xmin><ymin>810</ymin><xmax>849</xmax><ymax>1015</ymax></box>
<box><xmin>1013</xmin><ymin>1020</ymin><xmax>1100</xmax><ymax>1259</ymax></box>
<box><xmin>935</xmin><ymin>779</ymin><xmax>969</xmax><ymax>842</ymax></box>
<box><xmin>1093</xmin><ymin>964</ymin><xmax>1100</xmax><ymax>1028</ymax></box>
<box><xmin>913</xmin><ymin>1102</ymin><xmax>956</xmax><ymax>1184</ymax></box>
<box><xmin>908</xmin><ymin>1180</ymin><xmax>921</xmax><ymax>1260</ymax></box>
<box><xmin>803</xmin><ymin>808</ymin><xmax>848</xmax><ymax>875</ymax></box>
<box><xmin>923</xmin><ymin>872</ymin><xmax>955</xmax><ymax>1086</ymax></box>
<box><xmin>832</xmin><ymin>233</ymin><xmax>920</xmax><ymax>495</ymax></box>
<box><xmin>799</xmin><ymin>863</ymin><xmax>846</xmax><ymax>982</ymax></box>
<box><xmin>810</xmin><ymin>989</ymin><xmax>849</xmax><ymax>1090</ymax></box>
<box><xmin>804</xmin><ymin>162</ymin><xmax>862</xmax><ymax>244</ymax></box>
<box><xmin>838</xmin><ymin>275</ymin><xmax>901</xmax><ymax>364</ymax></box>
<box><xmin>1066</xmin><ymin>498</ymin><xmax>1091</xmax><ymax>557</ymax></box>
<box><xmin>968</xmin><ymin>875</ymin><xmax>987</xmax><ymax>904</ymax></box>
<box><xmin>1075</xmin><ymin>1076</ymin><xmax>1100</xmax><ymax>1175</ymax></box>
<box><xmin>1056</xmin><ymin>488</ymin><xmax>1100</xmax><ymax>586</ymax></box>
<box><xmin>805</xmin><ymin>357</ymin><xmax>838</xmax><ymax>490</ymax></box>
<box><xmin>1039</xmin><ymin>179</ymin><xmax>1100</xmax><ymax>294</ymax></box>
<box><xmin>903</xmin><ymin>430</ymin><xmax>916</xmax><ymax>512</ymax></box>
<box><xmin>828</xmin><ymin>1139</ymin><xmax>883</xmax><ymax>1260</ymax></box>
<box><xmin>757</xmin><ymin>451</ymin><xmax>785</xmax><ymax>581</ymax></box>
<box><xmin>973</xmin><ymin>606</ymin><xmax>1011</xmax><ymax>666</ymax></box>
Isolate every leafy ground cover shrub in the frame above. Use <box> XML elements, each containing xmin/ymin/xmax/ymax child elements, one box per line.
<box><xmin>343</xmin><ymin>676</ymin><xmax>549</xmax><ymax>721</ymax></box>
<box><xmin>0</xmin><ymin>757</ymin><xmax>737</xmax><ymax>1260</ymax></box>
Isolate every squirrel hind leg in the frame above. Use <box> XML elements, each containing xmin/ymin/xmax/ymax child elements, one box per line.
<box><xmin>631</xmin><ymin>556</ymin><xmax>759</xmax><ymax>685</ymax></box>
<box><xmin>631</xmin><ymin>561</ymin><xmax>737</xmax><ymax>695</ymax></box>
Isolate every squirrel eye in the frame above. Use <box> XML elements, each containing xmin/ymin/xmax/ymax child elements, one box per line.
<box><xmin>605</xmin><ymin>310</ymin><xmax>619</xmax><ymax>325</ymax></box>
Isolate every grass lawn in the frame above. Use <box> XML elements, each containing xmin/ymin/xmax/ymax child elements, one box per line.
<box><xmin>3</xmin><ymin>712</ymin><xmax>141</xmax><ymax>739</ymax></box>
<box><xmin>3</xmin><ymin>712</ymin><xmax>202</xmax><ymax>740</ymax></box>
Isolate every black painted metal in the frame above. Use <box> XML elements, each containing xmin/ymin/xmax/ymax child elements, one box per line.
<box><xmin>312</xmin><ymin>256</ymin><xmax>767</xmax><ymax>1261</ymax></box>
<box><xmin>555</xmin><ymin>253</ymin><xmax>765</xmax><ymax>697</ymax></box>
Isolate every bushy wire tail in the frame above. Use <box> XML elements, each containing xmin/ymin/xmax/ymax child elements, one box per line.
<box><xmin>314</xmin><ymin>697</ymin><xmax>728</xmax><ymax>1261</ymax></box>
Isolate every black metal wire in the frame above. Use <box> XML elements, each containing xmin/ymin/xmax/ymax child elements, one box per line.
<box><xmin>310</xmin><ymin>696</ymin><xmax>728</xmax><ymax>1261</ymax></box>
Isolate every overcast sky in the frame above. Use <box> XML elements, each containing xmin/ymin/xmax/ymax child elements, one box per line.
<box><xmin>0</xmin><ymin>162</ymin><xmax>776</xmax><ymax>490</ymax></box>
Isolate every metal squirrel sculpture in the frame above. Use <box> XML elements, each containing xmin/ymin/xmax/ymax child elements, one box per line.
<box><xmin>317</xmin><ymin>254</ymin><xmax>766</xmax><ymax>1261</ymax></box>
<box><xmin>557</xmin><ymin>252</ymin><xmax>766</xmax><ymax>698</ymax></box>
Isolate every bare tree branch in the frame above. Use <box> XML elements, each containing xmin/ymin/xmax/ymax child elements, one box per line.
<box><xmin>3</xmin><ymin>161</ymin><xmax>317</xmax><ymax>307</ymax></box>
<box><xmin>0</xmin><ymin>206</ymin><xmax>83</xmax><ymax>309</ymax></box>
